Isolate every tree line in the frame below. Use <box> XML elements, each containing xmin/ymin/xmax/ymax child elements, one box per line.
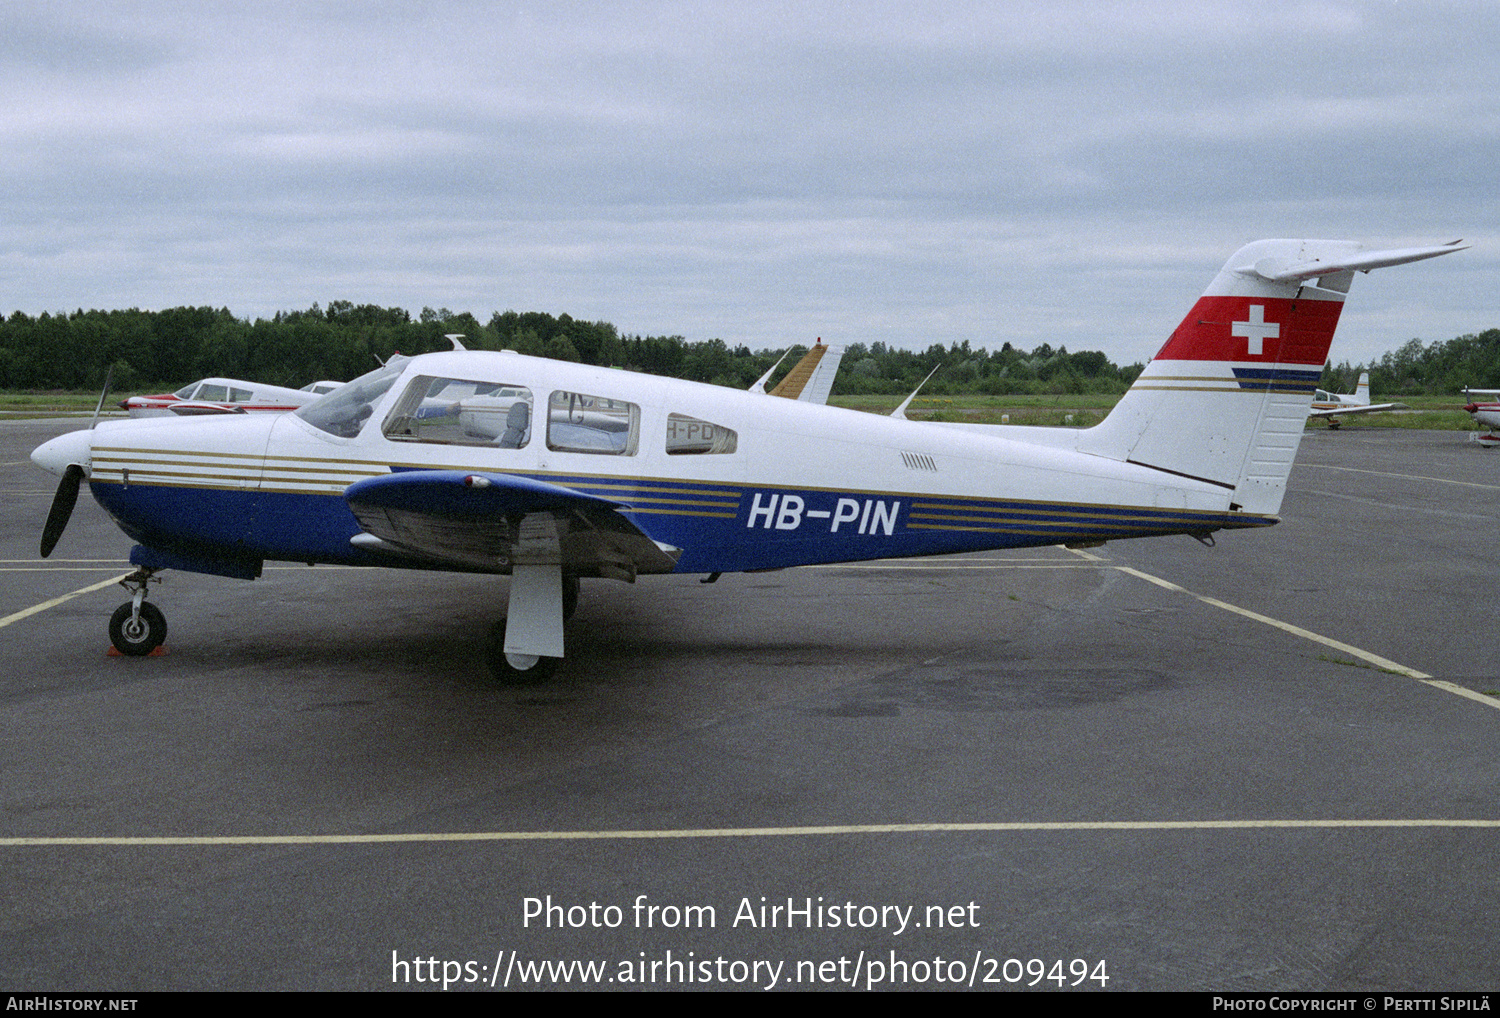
<box><xmin>1</xmin><ymin>301</ymin><xmax>1492</xmax><ymax>398</ymax></box>
<box><xmin>0</xmin><ymin>303</ymin><xmax>1145</xmax><ymax>396</ymax></box>
<box><xmin>1322</xmin><ymin>328</ymin><xmax>1500</xmax><ymax>397</ymax></box>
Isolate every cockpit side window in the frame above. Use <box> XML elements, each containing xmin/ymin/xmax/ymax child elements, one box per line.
<box><xmin>382</xmin><ymin>375</ymin><xmax>535</xmax><ymax>448</ymax></box>
<box><xmin>196</xmin><ymin>383</ymin><xmax>227</xmax><ymax>402</ymax></box>
<box><xmin>547</xmin><ymin>391</ymin><xmax>639</xmax><ymax>455</ymax></box>
<box><xmin>665</xmin><ymin>413</ymin><xmax>737</xmax><ymax>454</ymax></box>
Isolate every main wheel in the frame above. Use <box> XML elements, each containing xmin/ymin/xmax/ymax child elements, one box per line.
<box><xmin>485</xmin><ymin>619</ymin><xmax>560</xmax><ymax>684</ymax></box>
<box><xmin>562</xmin><ymin>573</ymin><xmax>581</xmax><ymax>621</ymax></box>
<box><xmin>109</xmin><ymin>602</ymin><xmax>167</xmax><ymax>656</ymax></box>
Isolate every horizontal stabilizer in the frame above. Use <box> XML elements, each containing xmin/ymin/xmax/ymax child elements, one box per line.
<box><xmin>1241</xmin><ymin>240</ymin><xmax>1468</xmax><ymax>284</ymax></box>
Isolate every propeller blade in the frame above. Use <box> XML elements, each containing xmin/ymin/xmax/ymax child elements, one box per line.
<box><xmin>40</xmin><ymin>464</ymin><xmax>84</xmax><ymax>558</ymax></box>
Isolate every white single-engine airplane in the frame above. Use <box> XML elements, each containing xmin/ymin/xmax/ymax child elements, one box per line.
<box><xmin>1308</xmin><ymin>371</ymin><xmax>1408</xmax><ymax>428</ymax></box>
<box><xmin>120</xmin><ymin>377</ymin><xmax>342</xmax><ymax>418</ymax></box>
<box><xmin>32</xmin><ymin>238</ymin><xmax>1466</xmax><ymax>679</ymax></box>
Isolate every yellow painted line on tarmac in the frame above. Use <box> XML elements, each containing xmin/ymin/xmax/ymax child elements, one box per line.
<box><xmin>1065</xmin><ymin>549</ymin><xmax>1500</xmax><ymax>712</ymax></box>
<box><xmin>0</xmin><ymin>574</ymin><xmax>131</xmax><ymax>630</ymax></box>
<box><xmin>4</xmin><ymin>818</ymin><xmax>1500</xmax><ymax>847</ymax></box>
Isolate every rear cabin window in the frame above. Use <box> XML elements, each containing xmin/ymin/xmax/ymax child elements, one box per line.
<box><xmin>382</xmin><ymin>376</ymin><xmax>535</xmax><ymax>448</ymax></box>
<box><xmin>665</xmin><ymin>413</ymin><xmax>737</xmax><ymax>454</ymax></box>
<box><xmin>547</xmin><ymin>391</ymin><xmax>639</xmax><ymax>455</ymax></box>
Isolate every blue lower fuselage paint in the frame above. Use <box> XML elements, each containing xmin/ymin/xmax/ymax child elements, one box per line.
<box><xmin>91</xmin><ymin>469</ymin><xmax>1272</xmax><ymax>580</ymax></box>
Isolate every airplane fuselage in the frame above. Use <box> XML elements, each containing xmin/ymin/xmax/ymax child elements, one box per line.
<box><xmin>75</xmin><ymin>350</ymin><xmax>1267</xmax><ymax>580</ymax></box>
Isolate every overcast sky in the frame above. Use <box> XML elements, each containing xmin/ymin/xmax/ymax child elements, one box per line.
<box><xmin>2</xmin><ymin>0</ymin><xmax>1495</xmax><ymax>367</ymax></box>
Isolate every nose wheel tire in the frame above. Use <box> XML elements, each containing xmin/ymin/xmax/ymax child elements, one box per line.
<box><xmin>109</xmin><ymin>602</ymin><xmax>167</xmax><ymax>656</ymax></box>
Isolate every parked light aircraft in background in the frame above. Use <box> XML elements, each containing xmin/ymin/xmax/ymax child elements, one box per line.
<box><xmin>749</xmin><ymin>339</ymin><xmax>845</xmax><ymax>403</ymax></box>
<box><xmin>1461</xmin><ymin>388</ymin><xmax>1500</xmax><ymax>447</ymax></box>
<box><xmin>1308</xmin><ymin>372</ymin><xmax>1408</xmax><ymax>428</ymax></box>
<box><xmin>31</xmin><ymin>238</ymin><xmax>1466</xmax><ymax>679</ymax></box>
<box><xmin>120</xmin><ymin>377</ymin><xmax>342</xmax><ymax>418</ymax></box>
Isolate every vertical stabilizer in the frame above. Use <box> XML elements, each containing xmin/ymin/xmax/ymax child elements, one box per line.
<box><xmin>770</xmin><ymin>340</ymin><xmax>846</xmax><ymax>404</ymax></box>
<box><xmin>1078</xmin><ymin>239</ymin><xmax>1465</xmax><ymax>515</ymax></box>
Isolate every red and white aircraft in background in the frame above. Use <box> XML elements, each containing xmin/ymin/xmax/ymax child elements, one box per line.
<box><xmin>1461</xmin><ymin>388</ymin><xmax>1500</xmax><ymax>447</ymax></box>
<box><xmin>1309</xmin><ymin>372</ymin><xmax>1408</xmax><ymax>428</ymax></box>
<box><xmin>120</xmin><ymin>377</ymin><xmax>343</xmax><ymax>418</ymax></box>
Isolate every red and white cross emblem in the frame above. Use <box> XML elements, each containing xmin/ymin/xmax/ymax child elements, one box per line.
<box><xmin>1232</xmin><ymin>305</ymin><xmax>1280</xmax><ymax>356</ymax></box>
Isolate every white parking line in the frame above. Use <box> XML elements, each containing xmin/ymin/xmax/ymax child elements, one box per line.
<box><xmin>1065</xmin><ymin>549</ymin><xmax>1500</xmax><ymax>712</ymax></box>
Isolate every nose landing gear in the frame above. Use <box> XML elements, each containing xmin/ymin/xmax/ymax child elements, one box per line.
<box><xmin>109</xmin><ymin>567</ymin><xmax>166</xmax><ymax>656</ymax></box>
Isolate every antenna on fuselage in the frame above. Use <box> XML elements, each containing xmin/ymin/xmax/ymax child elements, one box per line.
<box><xmin>890</xmin><ymin>363</ymin><xmax>942</xmax><ymax>420</ymax></box>
<box><xmin>91</xmin><ymin>364</ymin><xmax>115</xmax><ymax>430</ymax></box>
<box><xmin>445</xmin><ymin>334</ymin><xmax>468</xmax><ymax>351</ymax></box>
<box><xmin>749</xmin><ymin>349</ymin><xmax>791</xmax><ymax>394</ymax></box>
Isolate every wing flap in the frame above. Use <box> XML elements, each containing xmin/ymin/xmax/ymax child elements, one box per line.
<box><xmin>1309</xmin><ymin>402</ymin><xmax>1409</xmax><ymax>419</ymax></box>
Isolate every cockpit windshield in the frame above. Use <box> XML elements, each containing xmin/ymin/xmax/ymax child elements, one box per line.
<box><xmin>295</xmin><ymin>358</ymin><xmax>407</xmax><ymax>438</ymax></box>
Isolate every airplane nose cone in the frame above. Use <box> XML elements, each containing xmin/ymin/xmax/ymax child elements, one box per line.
<box><xmin>31</xmin><ymin>429</ymin><xmax>93</xmax><ymax>479</ymax></box>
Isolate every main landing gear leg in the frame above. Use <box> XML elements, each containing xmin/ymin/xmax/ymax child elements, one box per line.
<box><xmin>109</xmin><ymin>567</ymin><xmax>166</xmax><ymax>656</ymax></box>
<box><xmin>486</xmin><ymin>515</ymin><xmax>568</xmax><ymax>683</ymax></box>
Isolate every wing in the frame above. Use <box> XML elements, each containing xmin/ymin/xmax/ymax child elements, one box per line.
<box><xmin>1309</xmin><ymin>402</ymin><xmax>1409</xmax><ymax>419</ymax></box>
<box><xmin>343</xmin><ymin>470</ymin><xmax>679</xmax><ymax>580</ymax></box>
<box><xmin>169</xmin><ymin>402</ymin><xmax>247</xmax><ymax>416</ymax></box>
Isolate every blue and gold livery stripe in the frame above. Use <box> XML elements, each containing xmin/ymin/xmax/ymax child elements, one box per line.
<box><xmin>524</xmin><ymin>472</ymin><xmax>742</xmax><ymax>518</ymax></box>
<box><xmin>907</xmin><ymin>494</ymin><xmax>1267</xmax><ymax>539</ymax></box>
<box><xmin>1229</xmin><ymin>367</ymin><xmax>1321</xmax><ymax>394</ymax></box>
<box><xmin>89</xmin><ymin>447</ymin><xmax>386</xmax><ymax>494</ymax></box>
<box><xmin>1127</xmin><ymin>366</ymin><xmax>1321</xmax><ymax>396</ymax></box>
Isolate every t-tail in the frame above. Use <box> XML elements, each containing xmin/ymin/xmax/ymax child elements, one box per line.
<box><xmin>1074</xmin><ymin>239</ymin><xmax>1466</xmax><ymax>515</ymax></box>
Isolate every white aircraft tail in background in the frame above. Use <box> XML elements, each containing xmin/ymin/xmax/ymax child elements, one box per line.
<box><xmin>767</xmin><ymin>339</ymin><xmax>844</xmax><ymax>403</ymax></box>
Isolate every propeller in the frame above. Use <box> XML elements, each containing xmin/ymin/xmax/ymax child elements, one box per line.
<box><xmin>38</xmin><ymin>365</ymin><xmax>113</xmax><ymax>557</ymax></box>
<box><xmin>40</xmin><ymin>464</ymin><xmax>84</xmax><ymax>558</ymax></box>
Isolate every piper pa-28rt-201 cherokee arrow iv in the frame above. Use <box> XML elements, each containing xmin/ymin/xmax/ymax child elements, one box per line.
<box><xmin>31</xmin><ymin>238</ymin><xmax>1467</xmax><ymax>680</ymax></box>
